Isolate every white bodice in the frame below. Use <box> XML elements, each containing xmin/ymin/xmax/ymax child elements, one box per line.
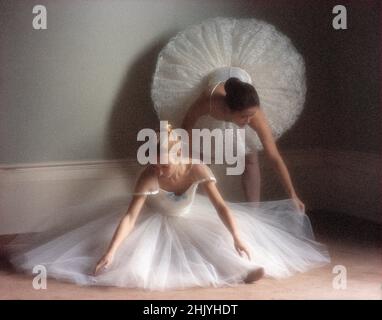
<box><xmin>145</xmin><ymin>177</ymin><xmax>216</xmax><ymax>217</ymax></box>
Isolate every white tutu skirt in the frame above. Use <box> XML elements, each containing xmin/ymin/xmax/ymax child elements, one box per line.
<box><xmin>9</xmin><ymin>195</ymin><xmax>330</xmax><ymax>291</ymax></box>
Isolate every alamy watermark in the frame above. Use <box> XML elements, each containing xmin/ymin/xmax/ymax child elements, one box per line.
<box><xmin>137</xmin><ymin>121</ymin><xmax>246</xmax><ymax>175</ymax></box>
<box><xmin>332</xmin><ymin>265</ymin><xmax>347</xmax><ymax>290</ymax></box>
<box><xmin>32</xmin><ymin>265</ymin><xmax>47</xmax><ymax>290</ymax></box>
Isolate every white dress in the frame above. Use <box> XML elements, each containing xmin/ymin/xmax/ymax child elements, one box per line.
<box><xmin>8</xmin><ymin>165</ymin><xmax>330</xmax><ymax>291</ymax></box>
<box><xmin>151</xmin><ymin>17</ymin><xmax>307</xmax><ymax>151</ymax></box>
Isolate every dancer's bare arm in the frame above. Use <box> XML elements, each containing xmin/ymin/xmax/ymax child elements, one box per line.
<box><xmin>181</xmin><ymin>92</ymin><xmax>209</xmax><ymax>131</ymax></box>
<box><xmin>94</xmin><ymin>168</ymin><xmax>156</xmax><ymax>275</ymax></box>
<box><xmin>249</xmin><ymin>109</ymin><xmax>305</xmax><ymax>211</ymax></box>
<box><xmin>200</xmin><ymin>172</ymin><xmax>251</xmax><ymax>259</ymax></box>
<box><xmin>181</xmin><ymin>92</ymin><xmax>209</xmax><ymax>153</ymax></box>
<box><xmin>182</xmin><ymin>91</ymin><xmax>209</xmax><ymax>154</ymax></box>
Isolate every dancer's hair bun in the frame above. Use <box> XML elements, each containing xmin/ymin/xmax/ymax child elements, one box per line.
<box><xmin>224</xmin><ymin>77</ymin><xmax>242</xmax><ymax>95</ymax></box>
<box><xmin>224</xmin><ymin>77</ymin><xmax>260</xmax><ymax>111</ymax></box>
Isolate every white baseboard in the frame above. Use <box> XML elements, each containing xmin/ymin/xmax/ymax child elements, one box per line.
<box><xmin>0</xmin><ymin>159</ymin><xmax>141</xmax><ymax>234</ymax></box>
<box><xmin>0</xmin><ymin>149</ymin><xmax>381</xmax><ymax>234</ymax></box>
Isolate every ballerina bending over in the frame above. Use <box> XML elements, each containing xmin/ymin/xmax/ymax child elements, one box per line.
<box><xmin>182</xmin><ymin>76</ymin><xmax>305</xmax><ymax>212</ymax></box>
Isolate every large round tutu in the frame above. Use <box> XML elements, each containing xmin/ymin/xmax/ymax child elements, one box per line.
<box><xmin>7</xmin><ymin>166</ymin><xmax>330</xmax><ymax>291</ymax></box>
<box><xmin>151</xmin><ymin>17</ymin><xmax>307</xmax><ymax>150</ymax></box>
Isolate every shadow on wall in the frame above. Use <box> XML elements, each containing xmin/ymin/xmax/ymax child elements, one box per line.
<box><xmin>69</xmin><ymin>34</ymin><xmax>176</xmax><ymax>199</ymax></box>
<box><xmin>106</xmin><ymin>36</ymin><xmax>176</xmax><ymax>160</ymax></box>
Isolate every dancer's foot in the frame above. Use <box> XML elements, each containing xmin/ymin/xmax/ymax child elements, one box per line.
<box><xmin>244</xmin><ymin>267</ymin><xmax>264</xmax><ymax>283</ymax></box>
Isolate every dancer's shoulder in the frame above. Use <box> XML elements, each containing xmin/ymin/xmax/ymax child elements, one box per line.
<box><xmin>133</xmin><ymin>165</ymin><xmax>159</xmax><ymax>195</ymax></box>
<box><xmin>190</xmin><ymin>163</ymin><xmax>216</xmax><ymax>184</ymax></box>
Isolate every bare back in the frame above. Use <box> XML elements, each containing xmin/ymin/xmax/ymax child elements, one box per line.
<box><xmin>208</xmin><ymin>82</ymin><xmax>229</xmax><ymax>120</ymax></box>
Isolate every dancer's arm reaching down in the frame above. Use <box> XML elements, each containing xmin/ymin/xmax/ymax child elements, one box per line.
<box><xmin>94</xmin><ymin>167</ymin><xmax>156</xmax><ymax>275</ymax></box>
<box><xmin>194</xmin><ymin>165</ymin><xmax>252</xmax><ymax>260</ymax></box>
<box><xmin>248</xmin><ymin>109</ymin><xmax>305</xmax><ymax>213</ymax></box>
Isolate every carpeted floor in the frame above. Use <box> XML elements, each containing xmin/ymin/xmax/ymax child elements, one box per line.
<box><xmin>0</xmin><ymin>211</ymin><xmax>381</xmax><ymax>300</ymax></box>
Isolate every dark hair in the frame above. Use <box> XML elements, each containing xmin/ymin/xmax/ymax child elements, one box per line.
<box><xmin>224</xmin><ymin>77</ymin><xmax>260</xmax><ymax>111</ymax></box>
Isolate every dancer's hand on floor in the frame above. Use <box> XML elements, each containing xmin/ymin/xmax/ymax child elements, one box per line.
<box><xmin>292</xmin><ymin>195</ymin><xmax>306</xmax><ymax>214</ymax></box>
<box><xmin>94</xmin><ymin>252</ymin><xmax>114</xmax><ymax>276</ymax></box>
<box><xmin>234</xmin><ymin>238</ymin><xmax>251</xmax><ymax>260</ymax></box>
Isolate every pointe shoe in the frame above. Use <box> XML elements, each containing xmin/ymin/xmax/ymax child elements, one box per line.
<box><xmin>244</xmin><ymin>267</ymin><xmax>265</xmax><ymax>283</ymax></box>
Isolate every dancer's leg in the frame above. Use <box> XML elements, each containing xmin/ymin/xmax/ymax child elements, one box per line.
<box><xmin>242</xmin><ymin>152</ymin><xmax>261</xmax><ymax>202</ymax></box>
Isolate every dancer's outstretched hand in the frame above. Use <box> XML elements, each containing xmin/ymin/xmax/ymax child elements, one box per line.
<box><xmin>234</xmin><ymin>238</ymin><xmax>251</xmax><ymax>260</ymax></box>
<box><xmin>94</xmin><ymin>252</ymin><xmax>114</xmax><ymax>276</ymax></box>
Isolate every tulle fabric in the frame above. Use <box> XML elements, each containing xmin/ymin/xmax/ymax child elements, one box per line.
<box><xmin>7</xmin><ymin>165</ymin><xmax>330</xmax><ymax>291</ymax></box>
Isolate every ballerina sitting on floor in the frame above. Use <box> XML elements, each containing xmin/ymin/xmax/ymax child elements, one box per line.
<box><xmin>8</xmin><ymin>126</ymin><xmax>330</xmax><ymax>291</ymax></box>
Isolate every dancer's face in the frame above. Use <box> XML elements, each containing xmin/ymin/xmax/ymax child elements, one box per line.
<box><xmin>154</xmin><ymin>162</ymin><xmax>177</xmax><ymax>178</ymax></box>
<box><xmin>230</xmin><ymin>106</ymin><xmax>258</xmax><ymax>127</ymax></box>
<box><xmin>154</xmin><ymin>148</ymin><xmax>180</xmax><ymax>178</ymax></box>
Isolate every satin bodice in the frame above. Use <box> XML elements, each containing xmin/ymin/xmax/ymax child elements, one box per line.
<box><xmin>145</xmin><ymin>177</ymin><xmax>216</xmax><ymax>217</ymax></box>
